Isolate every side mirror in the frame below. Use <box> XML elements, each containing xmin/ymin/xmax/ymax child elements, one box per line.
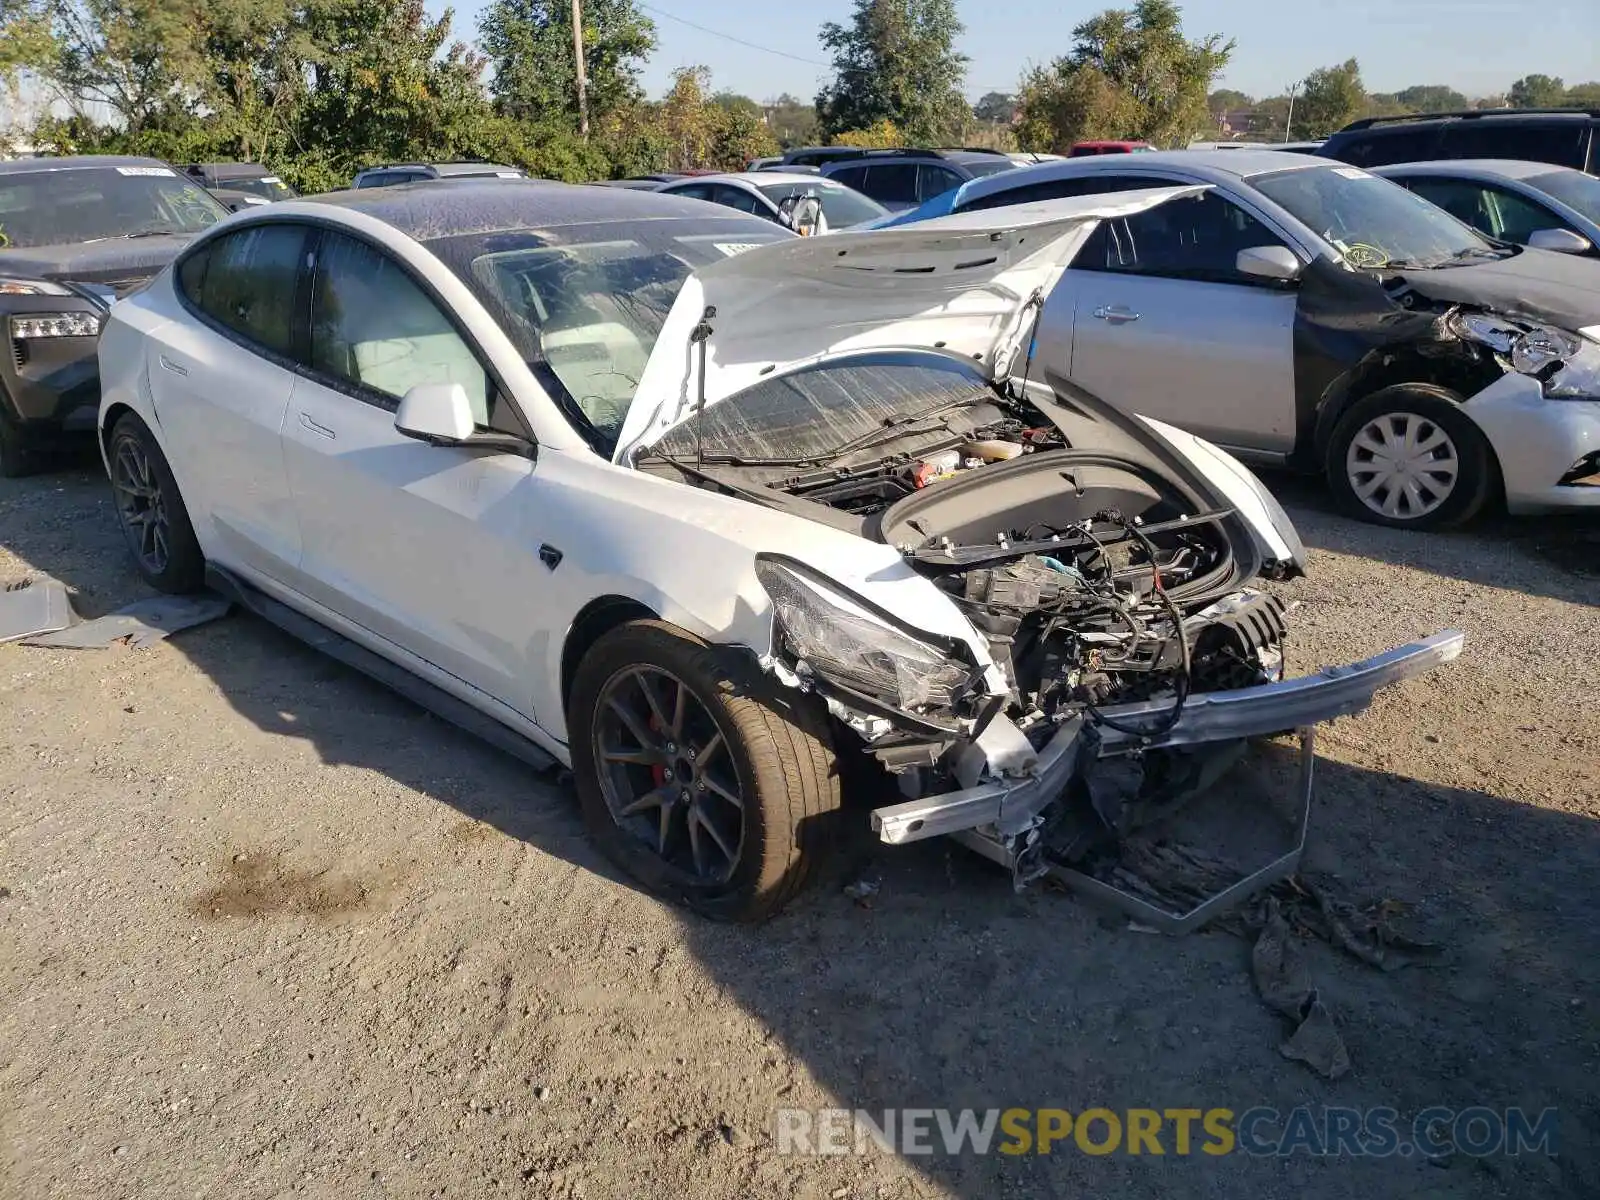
<box><xmin>1236</xmin><ymin>245</ymin><xmax>1303</xmax><ymax>281</ymax></box>
<box><xmin>395</xmin><ymin>382</ymin><xmax>475</xmax><ymax>445</ymax></box>
<box><xmin>1527</xmin><ymin>227</ymin><xmax>1592</xmax><ymax>255</ymax></box>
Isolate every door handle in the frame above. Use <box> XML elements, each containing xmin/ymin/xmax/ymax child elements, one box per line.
<box><xmin>158</xmin><ymin>354</ymin><xmax>188</xmax><ymax>377</ymax></box>
<box><xmin>298</xmin><ymin>412</ymin><xmax>336</xmax><ymax>440</ymax></box>
<box><xmin>1092</xmin><ymin>305</ymin><xmax>1141</xmax><ymax>324</ymax></box>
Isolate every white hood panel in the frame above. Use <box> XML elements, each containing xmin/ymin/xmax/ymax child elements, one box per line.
<box><xmin>613</xmin><ymin>186</ymin><xmax>1206</xmax><ymax>462</ymax></box>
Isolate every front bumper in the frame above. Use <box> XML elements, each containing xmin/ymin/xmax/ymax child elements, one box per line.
<box><xmin>1</xmin><ymin>319</ymin><xmax>103</xmax><ymax>439</ymax></box>
<box><xmin>870</xmin><ymin>630</ymin><xmax>1464</xmax><ymax>845</ymax></box>
<box><xmin>1462</xmin><ymin>374</ymin><xmax>1600</xmax><ymax>513</ymax></box>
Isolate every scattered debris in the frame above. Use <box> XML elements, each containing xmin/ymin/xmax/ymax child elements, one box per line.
<box><xmin>24</xmin><ymin>593</ymin><xmax>231</xmax><ymax>650</ymax></box>
<box><xmin>1251</xmin><ymin>898</ymin><xmax>1350</xmax><ymax>1079</ymax></box>
<box><xmin>0</xmin><ymin>578</ymin><xmax>72</xmax><ymax>644</ymax></box>
<box><xmin>842</xmin><ymin>878</ymin><xmax>880</xmax><ymax>902</ymax></box>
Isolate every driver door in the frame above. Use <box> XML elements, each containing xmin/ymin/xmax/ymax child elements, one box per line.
<box><xmin>1044</xmin><ymin>186</ymin><xmax>1300</xmax><ymax>454</ymax></box>
<box><xmin>279</xmin><ymin>229</ymin><xmax>551</xmax><ymax>719</ymax></box>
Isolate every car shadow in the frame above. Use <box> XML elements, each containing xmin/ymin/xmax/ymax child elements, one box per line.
<box><xmin>4</xmin><ymin>465</ymin><xmax>1597</xmax><ymax>1198</ymax></box>
<box><xmin>1258</xmin><ymin>469</ymin><xmax>1600</xmax><ymax>605</ymax></box>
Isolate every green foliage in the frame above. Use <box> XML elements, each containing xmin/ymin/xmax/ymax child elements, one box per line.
<box><xmin>1392</xmin><ymin>84</ymin><xmax>1467</xmax><ymax>113</ymax></box>
<box><xmin>1018</xmin><ymin>1</ymin><xmax>1231</xmax><ymax>150</ymax></box>
<box><xmin>973</xmin><ymin>91</ymin><xmax>1016</xmax><ymax>125</ymax></box>
<box><xmin>762</xmin><ymin>93</ymin><xmax>818</xmax><ymax>149</ymax></box>
<box><xmin>1</xmin><ymin>0</ymin><xmax>55</xmax><ymax>82</ymax></box>
<box><xmin>1295</xmin><ymin>58</ymin><xmax>1364</xmax><ymax>137</ymax></box>
<box><xmin>1564</xmin><ymin>81</ymin><xmax>1600</xmax><ymax>108</ymax></box>
<box><xmin>815</xmin><ymin>0</ymin><xmax>969</xmax><ymax>146</ymax></box>
<box><xmin>831</xmin><ymin>118</ymin><xmax>904</xmax><ymax>148</ymax></box>
<box><xmin>1509</xmin><ymin>74</ymin><xmax>1565</xmax><ymax>108</ymax></box>
<box><xmin>479</xmin><ymin>0</ymin><xmax>654</xmax><ymax>128</ymax></box>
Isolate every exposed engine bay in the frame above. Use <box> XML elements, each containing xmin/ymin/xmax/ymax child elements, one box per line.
<box><xmin>642</xmin><ymin>371</ymin><xmax>1289</xmax><ymax>755</ymax></box>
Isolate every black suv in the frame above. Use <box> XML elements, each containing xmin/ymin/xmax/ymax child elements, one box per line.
<box><xmin>1319</xmin><ymin>108</ymin><xmax>1599</xmax><ymax>174</ymax></box>
<box><xmin>818</xmin><ymin>148</ymin><xmax>1017</xmax><ymax>211</ymax></box>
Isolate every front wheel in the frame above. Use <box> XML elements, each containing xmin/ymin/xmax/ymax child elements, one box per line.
<box><xmin>107</xmin><ymin>412</ymin><xmax>206</xmax><ymax>593</ymax></box>
<box><xmin>1325</xmin><ymin>384</ymin><xmax>1497</xmax><ymax>530</ymax></box>
<box><xmin>569</xmin><ymin>620</ymin><xmax>841</xmax><ymax>922</ymax></box>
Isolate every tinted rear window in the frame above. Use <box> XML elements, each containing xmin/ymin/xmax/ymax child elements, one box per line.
<box><xmin>1439</xmin><ymin>121</ymin><xmax>1590</xmax><ymax>169</ymax></box>
<box><xmin>1325</xmin><ymin>127</ymin><xmax>1443</xmax><ymax>167</ymax></box>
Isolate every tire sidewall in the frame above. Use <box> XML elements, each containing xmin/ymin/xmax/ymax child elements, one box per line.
<box><xmin>568</xmin><ymin>622</ymin><xmax>808</xmax><ymax>922</ymax></box>
<box><xmin>109</xmin><ymin>413</ymin><xmax>206</xmax><ymax>593</ymax></box>
<box><xmin>1325</xmin><ymin>384</ymin><xmax>1497</xmax><ymax>530</ymax></box>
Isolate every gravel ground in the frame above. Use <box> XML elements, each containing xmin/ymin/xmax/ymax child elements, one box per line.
<box><xmin>2</xmin><ymin>462</ymin><xmax>1597</xmax><ymax>1200</ymax></box>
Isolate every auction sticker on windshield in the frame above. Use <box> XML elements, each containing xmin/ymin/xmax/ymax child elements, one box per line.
<box><xmin>1333</xmin><ymin>168</ymin><xmax>1376</xmax><ymax>180</ymax></box>
<box><xmin>115</xmin><ymin>166</ymin><xmax>176</xmax><ymax>177</ymax></box>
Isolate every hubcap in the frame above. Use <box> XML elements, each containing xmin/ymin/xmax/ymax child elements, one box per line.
<box><xmin>110</xmin><ymin>435</ymin><xmax>171</xmax><ymax>574</ymax></box>
<box><xmin>1345</xmin><ymin>412</ymin><xmax>1460</xmax><ymax>521</ymax></box>
<box><xmin>592</xmin><ymin>666</ymin><xmax>745</xmax><ymax>884</ymax></box>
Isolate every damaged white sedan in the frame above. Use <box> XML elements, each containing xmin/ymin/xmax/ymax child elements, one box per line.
<box><xmin>97</xmin><ymin>181</ymin><xmax>1462</xmax><ymax>921</ymax></box>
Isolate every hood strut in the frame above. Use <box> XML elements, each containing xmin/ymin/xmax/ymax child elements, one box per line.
<box><xmin>690</xmin><ymin>305</ymin><xmax>717</xmax><ymax>471</ymax></box>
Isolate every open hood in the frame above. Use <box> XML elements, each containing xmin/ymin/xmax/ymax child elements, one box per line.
<box><xmin>612</xmin><ymin>186</ymin><xmax>1206</xmax><ymax>462</ymax></box>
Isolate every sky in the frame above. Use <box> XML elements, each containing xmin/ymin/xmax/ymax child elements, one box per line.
<box><xmin>431</xmin><ymin>0</ymin><xmax>1600</xmax><ymax>103</ymax></box>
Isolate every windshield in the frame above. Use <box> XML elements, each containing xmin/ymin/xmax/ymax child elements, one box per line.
<box><xmin>1528</xmin><ymin>170</ymin><xmax>1600</xmax><ymax>225</ymax></box>
<box><xmin>0</xmin><ymin>166</ymin><xmax>226</xmax><ymax>249</ymax></box>
<box><xmin>757</xmin><ymin>181</ymin><xmax>887</xmax><ymax>228</ymax></box>
<box><xmin>1251</xmin><ymin>165</ymin><xmax>1501</xmax><ymax>269</ymax></box>
<box><xmin>426</xmin><ymin>219</ymin><xmax>790</xmax><ymax>449</ymax></box>
<box><xmin>229</xmin><ymin>176</ymin><xmax>297</xmax><ymax>201</ymax></box>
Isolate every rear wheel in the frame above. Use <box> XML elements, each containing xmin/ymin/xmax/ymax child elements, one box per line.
<box><xmin>108</xmin><ymin>412</ymin><xmax>205</xmax><ymax>593</ymax></box>
<box><xmin>569</xmin><ymin>620</ymin><xmax>840</xmax><ymax>922</ymax></box>
<box><xmin>1326</xmin><ymin>384</ymin><xmax>1496</xmax><ymax>530</ymax></box>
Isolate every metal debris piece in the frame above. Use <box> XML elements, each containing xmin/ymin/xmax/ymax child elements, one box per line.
<box><xmin>24</xmin><ymin>593</ymin><xmax>232</xmax><ymax>650</ymax></box>
<box><xmin>0</xmin><ymin>578</ymin><xmax>72</xmax><ymax>644</ymax></box>
<box><xmin>842</xmin><ymin>878</ymin><xmax>881</xmax><ymax>901</ymax></box>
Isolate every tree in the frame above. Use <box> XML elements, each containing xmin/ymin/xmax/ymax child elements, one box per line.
<box><xmin>1394</xmin><ymin>84</ymin><xmax>1466</xmax><ymax>113</ymax></box>
<box><xmin>815</xmin><ymin>0</ymin><xmax>969</xmax><ymax>145</ymax></box>
<box><xmin>831</xmin><ymin>117</ymin><xmax>904</xmax><ymax>147</ymax></box>
<box><xmin>1294</xmin><ymin>58</ymin><xmax>1364</xmax><ymax>137</ymax></box>
<box><xmin>1016</xmin><ymin>1</ymin><xmax>1232</xmax><ymax>151</ymax></box>
<box><xmin>478</xmin><ymin>0</ymin><xmax>655</xmax><ymax>129</ymax></box>
<box><xmin>762</xmin><ymin>93</ymin><xmax>817</xmax><ymax>147</ymax></box>
<box><xmin>48</xmin><ymin>0</ymin><xmax>207</xmax><ymax>131</ymax></box>
<box><xmin>1016</xmin><ymin>63</ymin><xmax>1137</xmax><ymax>152</ymax></box>
<box><xmin>1509</xmin><ymin>74</ymin><xmax>1565</xmax><ymax>108</ymax></box>
<box><xmin>2</xmin><ymin>0</ymin><xmax>55</xmax><ymax>84</ymax></box>
<box><xmin>711</xmin><ymin>90</ymin><xmax>761</xmax><ymax>119</ymax></box>
<box><xmin>1207</xmin><ymin>87</ymin><xmax>1251</xmax><ymax>115</ymax></box>
<box><xmin>973</xmin><ymin>91</ymin><xmax>1016</xmax><ymax>125</ymax></box>
<box><xmin>1562</xmin><ymin>81</ymin><xmax>1600</xmax><ymax>108</ymax></box>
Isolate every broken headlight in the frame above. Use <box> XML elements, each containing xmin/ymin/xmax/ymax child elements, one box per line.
<box><xmin>756</xmin><ymin>558</ymin><xmax>972</xmax><ymax>713</ymax></box>
<box><xmin>1452</xmin><ymin>312</ymin><xmax>1583</xmax><ymax>378</ymax></box>
<box><xmin>1544</xmin><ymin>333</ymin><xmax>1600</xmax><ymax>400</ymax></box>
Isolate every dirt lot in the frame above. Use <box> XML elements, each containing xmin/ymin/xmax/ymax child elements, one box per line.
<box><xmin>2</xmin><ymin>461</ymin><xmax>1597</xmax><ymax>1200</ymax></box>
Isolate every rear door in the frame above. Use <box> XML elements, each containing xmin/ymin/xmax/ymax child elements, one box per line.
<box><xmin>149</xmin><ymin>222</ymin><xmax>310</xmax><ymax>578</ymax></box>
<box><xmin>279</xmin><ymin>228</ymin><xmax>548</xmax><ymax>716</ymax></box>
<box><xmin>1052</xmin><ymin>185</ymin><xmax>1301</xmax><ymax>453</ymax></box>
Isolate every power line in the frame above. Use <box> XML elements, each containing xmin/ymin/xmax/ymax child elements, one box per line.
<box><xmin>635</xmin><ymin>2</ymin><xmax>831</xmax><ymax>68</ymax></box>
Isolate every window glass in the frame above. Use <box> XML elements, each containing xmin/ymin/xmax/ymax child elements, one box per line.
<box><xmin>187</xmin><ymin>224</ymin><xmax>306</xmax><ymax>355</ymax></box>
<box><xmin>1331</xmin><ymin>129</ymin><xmax>1441</xmax><ymax>167</ymax></box>
<box><xmin>863</xmin><ymin>163</ymin><xmax>920</xmax><ymax>205</ymax></box>
<box><xmin>311</xmin><ymin>233</ymin><xmax>491</xmax><ymax>424</ymax></box>
<box><xmin>757</xmin><ymin>181</ymin><xmax>887</xmax><ymax>227</ymax></box>
<box><xmin>1403</xmin><ymin>178</ymin><xmax>1568</xmax><ymax>243</ymax></box>
<box><xmin>1527</xmin><ymin>169</ymin><xmax>1600</xmax><ymax>223</ymax></box>
<box><xmin>1441</xmin><ymin>122</ymin><xmax>1588</xmax><ymax>169</ymax></box>
<box><xmin>956</xmin><ymin>174</ymin><xmax>1148</xmax><ymax>214</ymax></box>
<box><xmin>712</xmin><ymin>185</ymin><xmax>763</xmax><ymax>214</ymax></box>
<box><xmin>669</xmin><ymin>183</ymin><xmax>712</xmax><ymax>202</ymax></box>
<box><xmin>828</xmin><ymin>164</ymin><xmax>869</xmax><ymax>190</ymax></box>
<box><xmin>0</xmin><ymin>165</ymin><xmax>224</xmax><ymax>248</ymax></box>
<box><xmin>918</xmin><ymin>165</ymin><xmax>963</xmax><ymax>202</ymax></box>
<box><xmin>1074</xmin><ymin>190</ymin><xmax>1290</xmax><ymax>283</ymax></box>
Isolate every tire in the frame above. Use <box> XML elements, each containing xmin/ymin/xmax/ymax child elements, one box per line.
<box><xmin>0</xmin><ymin>409</ymin><xmax>36</xmax><ymax>479</ymax></box>
<box><xmin>107</xmin><ymin>412</ymin><xmax>206</xmax><ymax>593</ymax></box>
<box><xmin>1325</xmin><ymin>383</ymin><xmax>1497</xmax><ymax>530</ymax></box>
<box><xmin>569</xmin><ymin>619</ymin><xmax>840</xmax><ymax>922</ymax></box>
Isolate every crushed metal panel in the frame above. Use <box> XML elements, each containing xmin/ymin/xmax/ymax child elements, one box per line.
<box><xmin>23</xmin><ymin>593</ymin><xmax>232</xmax><ymax>650</ymax></box>
<box><xmin>0</xmin><ymin>579</ymin><xmax>73</xmax><ymax>644</ymax></box>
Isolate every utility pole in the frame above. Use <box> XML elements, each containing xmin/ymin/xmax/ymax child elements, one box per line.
<box><xmin>572</xmin><ymin>0</ymin><xmax>590</xmax><ymax>137</ymax></box>
<box><xmin>1284</xmin><ymin>81</ymin><xmax>1301</xmax><ymax>142</ymax></box>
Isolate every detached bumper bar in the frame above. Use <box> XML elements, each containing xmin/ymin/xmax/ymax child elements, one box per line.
<box><xmin>871</xmin><ymin>630</ymin><xmax>1464</xmax><ymax>846</ymax></box>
